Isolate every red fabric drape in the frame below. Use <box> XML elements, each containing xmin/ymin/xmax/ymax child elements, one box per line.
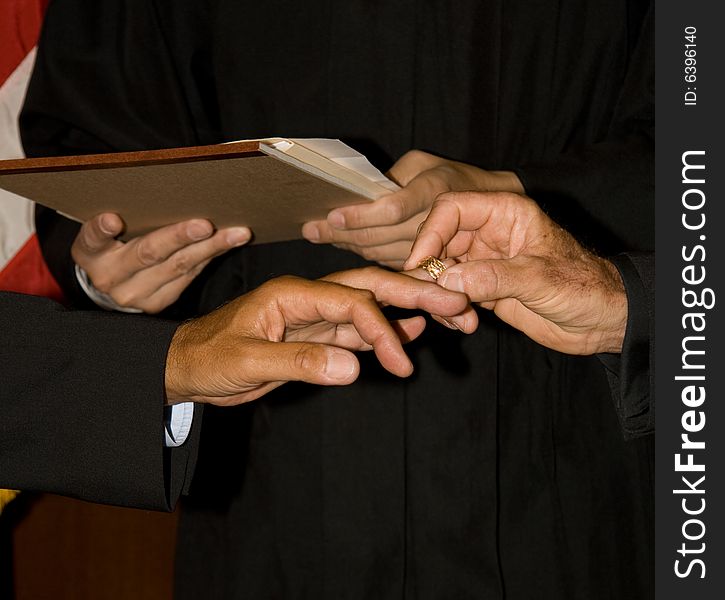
<box><xmin>0</xmin><ymin>0</ymin><xmax>64</xmax><ymax>302</ymax></box>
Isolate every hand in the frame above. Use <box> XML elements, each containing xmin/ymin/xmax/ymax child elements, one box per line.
<box><xmin>405</xmin><ymin>192</ymin><xmax>628</xmax><ymax>355</ymax></box>
<box><xmin>72</xmin><ymin>213</ymin><xmax>251</xmax><ymax>313</ymax></box>
<box><xmin>164</xmin><ymin>267</ymin><xmax>473</xmax><ymax>406</ymax></box>
<box><xmin>302</xmin><ymin>150</ymin><xmax>523</xmax><ymax>269</ymax></box>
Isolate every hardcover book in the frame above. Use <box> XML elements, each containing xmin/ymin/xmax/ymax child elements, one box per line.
<box><xmin>0</xmin><ymin>138</ymin><xmax>399</xmax><ymax>244</ymax></box>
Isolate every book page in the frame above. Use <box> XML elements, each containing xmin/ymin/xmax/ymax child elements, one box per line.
<box><xmin>285</xmin><ymin>139</ymin><xmax>399</xmax><ymax>192</ymax></box>
<box><xmin>232</xmin><ymin>137</ymin><xmax>400</xmax><ymax>194</ymax></box>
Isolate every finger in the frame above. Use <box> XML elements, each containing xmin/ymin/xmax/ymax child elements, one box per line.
<box><xmin>405</xmin><ymin>191</ymin><xmax>542</xmax><ymax>269</ymax></box>
<box><xmin>120</xmin><ymin>219</ymin><xmax>222</xmax><ymax>273</ymax></box>
<box><xmin>287</xmin><ymin>315</ymin><xmax>426</xmax><ymax>349</ymax></box>
<box><xmin>88</xmin><ymin>219</ymin><xmax>222</xmax><ymax>289</ymax></box>
<box><xmin>399</xmin><ymin>265</ymin><xmax>479</xmax><ymax>333</ymax></box>
<box><xmin>404</xmin><ymin>196</ymin><xmax>465</xmax><ymax>269</ymax></box>
<box><xmin>115</xmin><ymin>258</ymin><xmax>212</xmax><ymax>313</ymax></box>
<box><xmin>73</xmin><ymin>213</ymin><xmax>125</xmax><ymax>257</ymax></box>
<box><xmin>90</xmin><ymin>227</ymin><xmax>251</xmax><ymax>300</ymax></box>
<box><xmin>401</xmin><ymin>259</ymin><xmax>457</xmax><ymax>283</ymax></box>
<box><xmin>391</xmin><ymin>316</ymin><xmax>427</xmax><ymax>343</ymax></box>
<box><xmin>324</xmin><ymin>185</ymin><xmax>430</xmax><ymax>230</ymax></box>
<box><xmin>284</xmin><ymin>320</ymin><xmax>375</xmax><ymax>349</ymax></box>
<box><xmin>436</xmin><ymin>257</ymin><xmax>541</xmax><ymax>304</ymax></box>
<box><xmin>321</xmin><ymin>266</ymin><xmax>469</xmax><ymax>317</ymax></box>
<box><xmin>330</xmin><ymin>293</ymin><xmax>415</xmax><ymax>377</ymax></box>
<box><xmin>261</xmin><ymin>277</ymin><xmax>414</xmax><ymax>377</ymax></box>
<box><xmin>328</xmin><ymin>240</ymin><xmax>415</xmax><ymax>266</ymax></box>
<box><xmin>241</xmin><ymin>340</ymin><xmax>362</xmax><ymax>386</ymax></box>
<box><xmin>302</xmin><ymin>213</ymin><xmax>423</xmax><ymax>247</ymax></box>
<box><xmin>134</xmin><ymin>227</ymin><xmax>250</xmax><ymax>293</ymax></box>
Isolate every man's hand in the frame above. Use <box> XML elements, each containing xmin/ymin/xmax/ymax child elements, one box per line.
<box><xmin>164</xmin><ymin>267</ymin><xmax>473</xmax><ymax>406</ymax></box>
<box><xmin>72</xmin><ymin>213</ymin><xmax>251</xmax><ymax>313</ymax></box>
<box><xmin>302</xmin><ymin>150</ymin><xmax>523</xmax><ymax>269</ymax></box>
<box><xmin>405</xmin><ymin>192</ymin><xmax>628</xmax><ymax>355</ymax></box>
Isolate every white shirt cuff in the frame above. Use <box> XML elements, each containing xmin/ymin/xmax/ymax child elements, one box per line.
<box><xmin>164</xmin><ymin>403</ymin><xmax>194</xmax><ymax>447</ymax></box>
<box><xmin>75</xmin><ymin>264</ymin><xmax>143</xmax><ymax>313</ymax></box>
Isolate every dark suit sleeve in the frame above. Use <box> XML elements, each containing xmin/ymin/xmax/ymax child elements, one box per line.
<box><xmin>597</xmin><ymin>253</ymin><xmax>654</xmax><ymax>438</ymax></box>
<box><xmin>0</xmin><ymin>292</ymin><xmax>200</xmax><ymax>510</ymax></box>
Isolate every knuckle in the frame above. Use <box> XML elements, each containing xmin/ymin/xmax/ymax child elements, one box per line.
<box><xmin>144</xmin><ymin>299</ymin><xmax>167</xmax><ymax>315</ymax></box>
<box><xmin>355</xmin><ymin>227</ymin><xmax>377</xmax><ymax>247</ymax></box>
<box><xmin>338</xmin><ymin>207</ymin><xmax>359</xmax><ymax>228</ymax></box>
<box><xmin>135</xmin><ymin>242</ymin><xmax>162</xmax><ymax>267</ymax></box>
<box><xmin>359</xmin><ymin>246</ymin><xmax>379</xmax><ymax>262</ymax></box>
<box><xmin>434</xmin><ymin>193</ymin><xmax>457</xmax><ymax>208</ymax></box>
<box><xmin>71</xmin><ymin>240</ymin><xmax>94</xmax><ymax>263</ymax></box>
<box><xmin>293</xmin><ymin>345</ymin><xmax>324</xmax><ymax>373</ymax></box>
<box><xmin>110</xmin><ymin>290</ymin><xmax>137</xmax><ymax>309</ymax></box>
<box><xmin>358</xmin><ymin>265</ymin><xmax>380</xmax><ymax>278</ymax></box>
<box><xmin>384</xmin><ymin>196</ymin><xmax>407</xmax><ymax>223</ymax></box>
<box><xmin>404</xmin><ymin>149</ymin><xmax>425</xmax><ymax>162</ymax></box>
<box><xmin>89</xmin><ymin>274</ymin><xmax>113</xmax><ymax>294</ymax></box>
<box><xmin>354</xmin><ymin>287</ymin><xmax>376</xmax><ymax>303</ymax></box>
<box><xmin>187</xmin><ymin>263</ymin><xmax>206</xmax><ymax>280</ymax></box>
<box><xmin>171</xmin><ymin>252</ymin><xmax>194</xmax><ymax>276</ymax></box>
<box><xmin>261</xmin><ymin>275</ymin><xmax>300</xmax><ymax>296</ymax></box>
<box><xmin>354</xmin><ymin>265</ymin><xmax>386</xmax><ymax>285</ymax></box>
<box><xmin>399</xmin><ymin>149</ymin><xmax>426</xmax><ymax>168</ymax></box>
<box><xmin>269</xmin><ymin>274</ymin><xmax>299</xmax><ymax>288</ymax></box>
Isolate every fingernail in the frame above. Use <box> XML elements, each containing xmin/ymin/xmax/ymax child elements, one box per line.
<box><xmin>99</xmin><ymin>214</ymin><xmax>117</xmax><ymax>235</ymax></box>
<box><xmin>440</xmin><ymin>272</ymin><xmax>464</xmax><ymax>293</ymax></box>
<box><xmin>302</xmin><ymin>223</ymin><xmax>320</xmax><ymax>242</ymax></box>
<box><xmin>441</xmin><ymin>318</ymin><xmax>460</xmax><ymax>331</ymax></box>
<box><xmin>328</xmin><ymin>210</ymin><xmax>346</xmax><ymax>229</ymax></box>
<box><xmin>188</xmin><ymin>221</ymin><xmax>213</xmax><ymax>241</ymax></box>
<box><xmin>324</xmin><ymin>350</ymin><xmax>356</xmax><ymax>381</ymax></box>
<box><xmin>226</xmin><ymin>228</ymin><xmax>251</xmax><ymax>247</ymax></box>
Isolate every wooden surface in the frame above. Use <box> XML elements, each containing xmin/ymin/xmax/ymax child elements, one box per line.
<box><xmin>7</xmin><ymin>493</ymin><xmax>178</xmax><ymax>599</ymax></box>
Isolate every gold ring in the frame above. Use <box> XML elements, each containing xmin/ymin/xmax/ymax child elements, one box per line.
<box><xmin>417</xmin><ymin>256</ymin><xmax>447</xmax><ymax>280</ymax></box>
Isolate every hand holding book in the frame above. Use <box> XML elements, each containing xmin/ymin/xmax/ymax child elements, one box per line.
<box><xmin>72</xmin><ymin>214</ymin><xmax>252</xmax><ymax>314</ymax></box>
<box><xmin>302</xmin><ymin>150</ymin><xmax>523</xmax><ymax>269</ymax></box>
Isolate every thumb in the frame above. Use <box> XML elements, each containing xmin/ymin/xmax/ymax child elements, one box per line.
<box><xmin>243</xmin><ymin>341</ymin><xmax>361</xmax><ymax>386</ymax></box>
<box><xmin>437</xmin><ymin>257</ymin><xmax>537</xmax><ymax>304</ymax></box>
<box><xmin>75</xmin><ymin>213</ymin><xmax>125</xmax><ymax>256</ymax></box>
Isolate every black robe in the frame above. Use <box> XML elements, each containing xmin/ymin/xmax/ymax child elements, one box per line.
<box><xmin>21</xmin><ymin>0</ymin><xmax>654</xmax><ymax>598</ymax></box>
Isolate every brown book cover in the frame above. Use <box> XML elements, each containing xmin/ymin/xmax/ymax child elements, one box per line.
<box><xmin>0</xmin><ymin>139</ymin><xmax>397</xmax><ymax>244</ymax></box>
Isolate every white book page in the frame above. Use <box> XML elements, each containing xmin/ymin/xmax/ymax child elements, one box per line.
<box><xmin>286</xmin><ymin>139</ymin><xmax>399</xmax><ymax>192</ymax></box>
<box><xmin>224</xmin><ymin>137</ymin><xmax>399</xmax><ymax>198</ymax></box>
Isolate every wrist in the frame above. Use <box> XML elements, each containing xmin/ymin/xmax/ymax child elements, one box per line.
<box><xmin>595</xmin><ymin>258</ymin><xmax>629</xmax><ymax>354</ymax></box>
<box><xmin>164</xmin><ymin>322</ymin><xmax>195</xmax><ymax>405</ymax></box>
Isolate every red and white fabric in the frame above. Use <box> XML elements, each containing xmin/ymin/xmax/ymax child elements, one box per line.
<box><xmin>0</xmin><ymin>0</ymin><xmax>63</xmax><ymax>302</ymax></box>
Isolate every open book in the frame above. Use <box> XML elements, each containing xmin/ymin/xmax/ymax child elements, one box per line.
<box><xmin>0</xmin><ymin>138</ymin><xmax>399</xmax><ymax>244</ymax></box>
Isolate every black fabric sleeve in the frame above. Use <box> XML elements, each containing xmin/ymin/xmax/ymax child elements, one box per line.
<box><xmin>0</xmin><ymin>292</ymin><xmax>200</xmax><ymax>510</ymax></box>
<box><xmin>597</xmin><ymin>253</ymin><xmax>654</xmax><ymax>438</ymax></box>
<box><xmin>515</xmin><ymin>3</ymin><xmax>654</xmax><ymax>254</ymax></box>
